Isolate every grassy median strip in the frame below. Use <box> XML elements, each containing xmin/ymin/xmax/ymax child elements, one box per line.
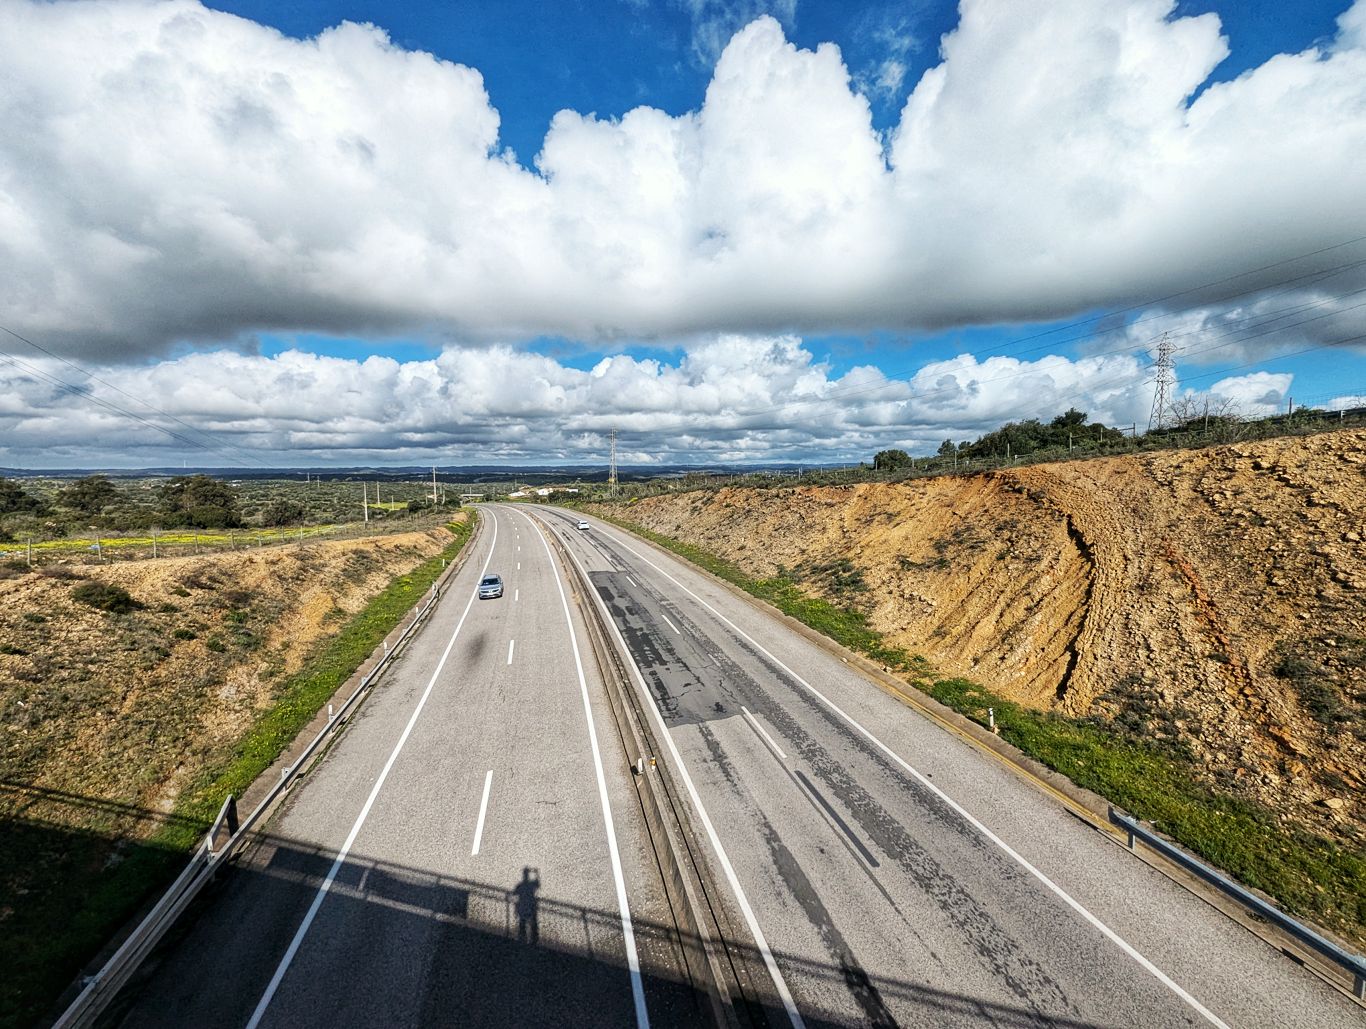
<box><xmin>6</xmin><ymin>515</ymin><xmax>476</xmax><ymax>1029</ymax></box>
<box><xmin>588</xmin><ymin>508</ymin><xmax>1366</xmax><ymax>948</ymax></box>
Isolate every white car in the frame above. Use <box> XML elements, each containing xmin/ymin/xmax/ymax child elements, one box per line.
<box><xmin>576</xmin><ymin>520</ymin><xmax>590</xmax><ymax>530</ymax></box>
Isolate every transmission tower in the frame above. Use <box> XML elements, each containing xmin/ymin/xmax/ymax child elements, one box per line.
<box><xmin>607</xmin><ymin>428</ymin><xmax>618</xmax><ymax>493</ymax></box>
<box><xmin>1147</xmin><ymin>332</ymin><xmax>1177</xmax><ymax>432</ymax></box>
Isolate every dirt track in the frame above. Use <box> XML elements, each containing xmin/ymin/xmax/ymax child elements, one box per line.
<box><xmin>600</xmin><ymin>430</ymin><xmax>1366</xmax><ymax>844</ymax></box>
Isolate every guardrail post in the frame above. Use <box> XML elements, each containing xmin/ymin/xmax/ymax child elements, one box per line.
<box><xmin>1356</xmin><ymin>972</ymin><xmax>1364</xmax><ymax>1000</ymax></box>
<box><xmin>226</xmin><ymin>795</ymin><xmax>238</xmax><ymax>836</ymax></box>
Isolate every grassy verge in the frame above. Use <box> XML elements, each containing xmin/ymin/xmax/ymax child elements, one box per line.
<box><xmin>588</xmin><ymin>507</ymin><xmax>1366</xmax><ymax>947</ymax></box>
<box><xmin>3</xmin><ymin>515</ymin><xmax>476</xmax><ymax>1029</ymax></box>
<box><xmin>25</xmin><ymin>524</ymin><xmax>339</xmax><ymax>554</ymax></box>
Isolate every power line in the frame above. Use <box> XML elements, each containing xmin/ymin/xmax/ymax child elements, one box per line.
<box><xmin>0</xmin><ymin>324</ymin><xmax>272</xmax><ymax>467</ymax></box>
<box><xmin>0</xmin><ymin>348</ymin><xmax>259</xmax><ymax>466</ymax></box>
<box><xmin>593</xmin><ymin>236</ymin><xmax>1366</xmax><ymax>437</ymax></box>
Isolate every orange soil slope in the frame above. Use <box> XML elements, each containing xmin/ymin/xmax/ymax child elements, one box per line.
<box><xmin>0</xmin><ymin>527</ymin><xmax>453</xmax><ymax>833</ymax></box>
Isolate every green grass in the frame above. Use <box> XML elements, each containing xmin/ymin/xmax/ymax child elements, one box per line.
<box><xmin>1</xmin><ymin>515</ymin><xmax>476</xmax><ymax>1029</ymax></box>
<box><xmin>589</xmin><ymin>512</ymin><xmax>931</xmax><ymax>678</ymax></box>
<box><xmin>591</xmin><ymin>508</ymin><xmax>1366</xmax><ymax>947</ymax></box>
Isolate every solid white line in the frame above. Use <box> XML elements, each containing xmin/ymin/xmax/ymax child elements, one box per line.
<box><xmin>507</xmin><ymin>639</ymin><xmax>516</xmax><ymax>665</ymax></box>
<box><xmin>246</xmin><ymin>511</ymin><xmax>500</xmax><ymax>1029</ymax></box>
<box><xmin>471</xmin><ymin>770</ymin><xmax>493</xmax><ymax>856</ymax></box>
<box><xmin>515</xmin><ymin>508</ymin><xmax>650</xmax><ymax>1029</ymax></box>
<box><xmin>741</xmin><ymin>705</ymin><xmax>788</xmax><ymax>761</ymax></box>
<box><xmin>660</xmin><ymin>613</ymin><xmax>680</xmax><ymax>635</ymax></box>
<box><xmin>599</xmin><ymin>526</ymin><xmax>1229</xmax><ymax>1029</ymax></box>
<box><xmin>534</xmin><ymin>512</ymin><xmax>804</xmax><ymax>1029</ymax></box>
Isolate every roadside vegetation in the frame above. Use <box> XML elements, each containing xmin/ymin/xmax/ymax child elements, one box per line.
<box><xmin>0</xmin><ymin>474</ymin><xmax>469</xmax><ymax>565</ymax></box>
<box><xmin>566</xmin><ymin>403</ymin><xmax>1366</xmax><ymax>503</ymax></box>
<box><xmin>584</xmin><ymin>509</ymin><xmax>1366</xmax><ymax>948</ymax></box>
<box><xmin>0</xmin><ymin>515</ymin><xmax>476</xmax><ymax>1029</ymax></box>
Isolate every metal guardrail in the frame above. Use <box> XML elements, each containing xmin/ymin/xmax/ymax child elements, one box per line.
<box><xmin>54</xmin><ymin>568</ymin><xmax>460</xmax><ymax>1028</ymax></box>
<box><xmin>1109</xmin><ymin>807</ymin><xmax>1366</xmax><ymax>1001</ymax></box>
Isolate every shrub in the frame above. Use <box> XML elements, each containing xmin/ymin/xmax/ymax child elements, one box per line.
<box><xmin>70</xmin><ymin>581</ymin><xmax>141</xmax><ymax>613</ymax></box>
<box><xmin>172</xmin><ymin>627</ymin><xmax>197</xmax><ymax>641</ymax></box>
<box><xmin>259</xmin><ymin>499</ymin><xmax>306</xmax><ymax>527</ymax></box>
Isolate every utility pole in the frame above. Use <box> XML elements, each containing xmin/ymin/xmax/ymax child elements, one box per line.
<box><xmin>432</xmin><ymin>466</ymin><xmax>438</xmax><ymax>505</ymax></box>
<box><xmin>1148</xmin><ymin>332</ymin><xmax>1177</xmax><ymax>432</ymax></box>
<box><xmin>607</xmin><ymin>428</ymin><xmax>618</xmax><ymax>495</ymax></box>
<box><xmin>363</xmin><ymin>482</ymin><xmax>369</xmax><ymax>523</ymax></box>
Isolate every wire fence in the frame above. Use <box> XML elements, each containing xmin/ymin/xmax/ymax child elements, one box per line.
<box><xmin>0</xmin><ymin>512</ymin><xmax>461</xmax><ymax>568</ymax></box>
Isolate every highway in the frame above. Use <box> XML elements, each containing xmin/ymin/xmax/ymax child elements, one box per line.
<box><xmin>531</xmin><ymin>505</ymin><xmax>1360</xmax><ymax>1029</ymax></box>
<box><xmin>110</xmin><ymin>507</ymin><xmax>697</xmax><ymax>1029</ymax></box>
<box><xmin>101</xmin><ymin>502</ymin><xmax>1361</xmax><ymax>1028</ymax></box>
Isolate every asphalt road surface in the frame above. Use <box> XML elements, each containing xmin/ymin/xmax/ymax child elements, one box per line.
<box><xmin>531</xmin><ymin>505</ymin><xmax>1360</xmax><ymax>1029</ymax></box>
<box><xmin>110</xmin><ymin>508</ymin><xmax>697</xmax><ymax>1029</ymax></box>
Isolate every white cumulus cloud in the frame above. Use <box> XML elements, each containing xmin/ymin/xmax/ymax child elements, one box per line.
<box><xmin>2</xmin><ymin>0</ymin><xmax>1366</xmax><ymax>359</ymax></box>
<box><xmin>0</xmin><ymin>336</ymin><xmax>1166</xmax><ymax>466</ymax></box>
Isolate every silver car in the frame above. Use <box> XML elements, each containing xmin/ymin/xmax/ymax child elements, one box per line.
<box><xmin>478</xmin><ymin>574</ymin><xmax>504</xmax><ymax>599</ymax></box>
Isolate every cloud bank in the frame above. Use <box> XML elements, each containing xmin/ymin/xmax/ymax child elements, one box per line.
<box><xmin>1</xmin><ymin>337</ymin><xmax>1170</xmax><ymax>466</ymax></box>
<box><xmin>3</xmin><ymin>0</ymin><xmax>1366</xmax><ymax>359</ymax></box>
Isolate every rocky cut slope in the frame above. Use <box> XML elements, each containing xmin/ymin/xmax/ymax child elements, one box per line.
<box><xmin>601</xmin><ymin>430</ymin><xmax>1366</xmax><ymax>844</ymax></box>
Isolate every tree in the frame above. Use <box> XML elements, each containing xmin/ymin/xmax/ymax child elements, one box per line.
<box><xmin>1050</xmin><ymin>408</ymin><xmax>1088</xmax><ymax>429</ymax></box>
<box><xmin>59</xmin><ymin>475</ymin><xmax>119</xmax><ymax>515</ymax></box>
<box><xmin>158</xmin><ymin>475</ymin><xmax>242</xmax><ymax>528</ymax></box>
<box><xmin>873</xmin><ymin>448</ymin><xmax>912</xmax><ymax>471</ymax></box>
<box><xmin>259</xmin><ymin>499</ymin><xmax>306</xmax><ymax>527</ymax></box>
<box><xmin>0</xmin><ymin>477</ymin><xmax>42</xmax><ymax>515</ymax></box>
<box><xmin>936</xmin><ymin>439</ymin><xmax>956</xmax><ymax>458</ymax></box>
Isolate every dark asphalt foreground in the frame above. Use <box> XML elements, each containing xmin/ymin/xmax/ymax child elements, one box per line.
<box><xmin>532</xmin><ymin>505</ymin><xmax>1361</xmax><ymax>1029</ymax></box>
<box><xmin>109</xmin><ymin>508</ymin><xmax>697</xmax><ymax>1029</ymax></box>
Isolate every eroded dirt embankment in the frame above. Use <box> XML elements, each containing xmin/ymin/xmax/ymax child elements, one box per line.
<box><xmin>595</xmin><ymin>431</ymin><xmax>1366</xmax><ymax>842</ymax></box>
<box><xmin>0</xmin><ymin>526</ymin><xmax>455</xmax><ymax>836</ymax></box>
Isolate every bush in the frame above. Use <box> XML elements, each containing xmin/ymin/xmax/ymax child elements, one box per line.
<box><xmin>70</xmin><ymin>581</ymin><xmax>141</xmax><ymax>613</ymax></box>
<box><xmin>259</xmin><ymin>499</ymin><xmax>306</xmax><ymax>527</ymax></box>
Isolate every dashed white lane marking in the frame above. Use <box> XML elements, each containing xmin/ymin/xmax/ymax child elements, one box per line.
<box><xmin>600</xmin><ymin>525</ymin><xmax>1230</xmax><ymax>1029</ymax></box>
<box><xmin>245</xmin><ymin>511</ymin><xmax>501</xmax><ymax>1029</ymax></box>
<box><xmin>627</xmin><ymin>575</ymin><xmax>638</xmax><ymax>588</ymax></box>
<box><xmin>507</xmin><ymin>639</ymin><xmax>515</xmax><ymax>665</ymax></box>
<box><xmin>513</xmin><ymin>507</ymin><xmax>649</xmax><ymax>1029</ymax></box>
<box><xmin>533</xmin><ymin>511</ymin><xmax>802</xmax><ymax>1029</ymax></box>
<box><xmin>660</xmin><ymin>613</ymin><xmax>681</xmax><ymax>635</ymax></box>
<box><xmin>517</xmin><ymin>561</ymin><xmax>521</xmax><ymax>570</ymax></box>
<box><xmin>471</xmin><ymin>770</ymin><xmax>493</xmax><ymax>856</ymax></box>
<box><xmin>514</xmin><ymin>588</ymin><xmax>519</xmax><ymax>603</ymax></box>
<box><xmin>741</xmin><ymin>705</ymin><xmax>788</xmax><ymax>761</ymax></box>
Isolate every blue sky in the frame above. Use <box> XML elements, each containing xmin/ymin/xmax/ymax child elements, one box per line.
<box><xmin>3</xmin><ymin>0</ymin><xmax>1366</xmax><ymax>466</ymax></box>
